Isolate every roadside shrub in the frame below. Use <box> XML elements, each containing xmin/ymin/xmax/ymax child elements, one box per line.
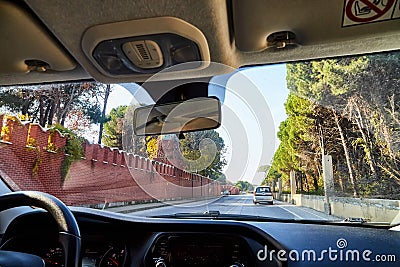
<box><xmin>52</xmin><ymin>124</ymin><xmax>85</xmax><ymax>182</ymax></box>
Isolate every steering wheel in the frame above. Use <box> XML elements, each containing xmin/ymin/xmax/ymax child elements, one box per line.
<box><xmin>0</xmin><ymin>191</ymin><xmax>81</xmax><ymax>267</ymax></box>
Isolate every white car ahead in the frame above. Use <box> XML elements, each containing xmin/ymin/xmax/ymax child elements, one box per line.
<box><xmin>253</xmin><ymin>186</ymin><xmax>273</xmax><ymax>205</ymax></box>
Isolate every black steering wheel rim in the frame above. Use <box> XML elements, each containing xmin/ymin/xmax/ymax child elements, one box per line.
<box><xmin>0</xmin><ymin>191</ymin><xmax>81</xmax><ymax>267</ymax></box>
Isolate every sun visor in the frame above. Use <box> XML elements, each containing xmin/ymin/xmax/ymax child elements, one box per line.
<box><xmin>233</xmin><ymin>0</ymin><xmax>400</xmax><ymax>53</ymax></box>
<box><xmin>0</xmin><ymin>1</ymin><xmax>76</xmax><ymax>74</ymax></box>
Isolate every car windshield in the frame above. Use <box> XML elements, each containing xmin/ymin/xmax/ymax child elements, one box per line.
<box><xmin>0</xmin><ymin>50</ymin><xmax>399</xmax><ymax>226</ymax></box>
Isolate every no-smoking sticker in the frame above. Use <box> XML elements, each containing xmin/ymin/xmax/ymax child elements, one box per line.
<box><xmin>343</xmin><ymin>0</ymin><xmax>400</xmax><ymax>26</ymax></box>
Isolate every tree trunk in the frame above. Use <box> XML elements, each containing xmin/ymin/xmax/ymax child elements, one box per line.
<box><xmin>58</xmin><ymin>87</ymin><xmax>77</xmax><ymax>125</ymax></box>
<box><xmin>21</xmin><ymin>99</ymin><xmax>30</xmax><ymax>116</ymax></box>
<box><xmin>333</xmin><ymin>110</ymin><xmax>358</xmax><ymax>197</ymax></box>
<box><xmin>312</xmin><ymin>177</ymin><xmax>319</xmax><ymax>191</ymax></box>
<box><xmin>336</xmin><ymin>160</ymin><xmax>345</xmax><ymax>191</ymax></box>
<box><xmin>20</xmin><ymin>89</ymin><xmax>30</xmax><ymax>116</ymax></box>
<box><xmin>53</xmin><ymin>92</ymin><xmax>61</xmax><ymax>124</ymax></box>
<box><xmin>38</xmin><ymin>96</ymin><xmax>45</xmax><ymax>127</ymax></box>
<box><xmin>43</xmin><ymin>100</ymin><xmax>51</xmax><ymax>127</ymax></box>
<box><xmin>47</xmin><ymin>100</ymin><xmax>56</xmax><ymax>126</ymax></box>
<box><xmin>315</xmin><ymin>163</ymin><xmax>322</xmax><ymax>192</ymax></box>
<box><xmin>298</xmin><ymin>174</ymin><xmax>303</xmax><ymax>192</ymax></box>
<box><xmin>315</xmin><ymin>123</ymin><xmax>324</xmax><ymax>192</ymax></box>
<box><xmin>60</xmin><ymin>107</ymin><xmax>68</xmax><ymax>126</ymax></box>
<box><xmin>353</xmin><ymin>101</ymin><xmax>379</xmax><ymax>180</ymax></box>
<box><xmin>305</xmin><ymin>174</ymin><xmax>310</xmax><ymax>192</ymax></box>
<box><xmin>98</xmin><ymin>84</ymin><xmax>111</xmax><ymax>144</ymax></box>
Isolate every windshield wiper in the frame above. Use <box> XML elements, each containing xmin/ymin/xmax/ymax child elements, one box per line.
<box><xmin>152</xmin><ymin>210</ymin><xmax>273</xmax><ymax>220</ymax></box>
<box><xmin>151</xmin><ymin>213</ymin><xmax>395</xmax><ymax>228</ymax></box>
<box><xmin>151</xmin><ymin>210</ymin><xmax>336</xmax><ymax>224</ymax></box>
<box><xmin>342</xmin><ymin>217</ymin><xmax>367</xmax><ymax>223</ymax></box>
<box><xmin>340</xmin><ymin>217</ymin><xmax>393</xmax><ymax>226</ymax></box>
<box><xmin>153</xmin><ymin>212</ymin><xmax>279</xmax><ymax>221</ymax></box>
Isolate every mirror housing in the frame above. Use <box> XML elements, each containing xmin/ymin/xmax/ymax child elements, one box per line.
<box><xmin>133</xmin><ymin>97</ymin><xmax>221</xmax><ymax>136</ymax></box>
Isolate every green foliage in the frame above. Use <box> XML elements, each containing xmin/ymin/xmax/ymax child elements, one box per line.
<box><xmin>215</xmin><ymin>173</ymin><xmax>227</xmax><ymax>184</ymax></box>
<box><xmin>234</xmin><ymin>180</ymin><xmax>254</xmax><ymax>192</ymax></box>
<box><xmin>265</xmin><ymin>167</ymin><xmax>281</xmax><ymax>185</ymax></box>
<box><xmin>146</xmin><ymin>136</ymin><xmax>159</xmax><ymax>159</ymax></box>
<box><xmin>180</xmin><ymin>130</ymin><xmax>227</xmax><ymax>180</ymax></box>
<box><xmin>52</xmin><ymin>125</ymin><xmax>85</xmax><ymax>159</ymax></box>
<box><xmin>102</xmin><ymin>105</ymin><xmax>127</xmax><ymax>149</ymax></box>
<box><xmin>0</xmin><ymin>115</ymin><xmax>18</xmax><ymax>142</ymax></box>
<box><xmin>267</xmin><ymin>51</ymin><xmax>400</xmax><ymax>199</ymax></box>
<box><xmin>27</xmin><ymin>137</ymin><xmax>37</xmax><ymax>147</ymax></box>
<box><xmin>122</xmin><ymin>105</ymin><xmax>147</xmax><ymax>156</ymax></box>
<box><xmin>47</xmin><ymin>131</ymin><xmax>58</xmax><ymax>152</ymax></box>
<box><xmin>101</xmin><ymin>105</ymin><xmax>147</xmax><ymax>156</ymax></box>
<box><xmin>268</xmin><ymin>94</ymin><xmax>316</xmax><ymax>187</ymax></box>
<box><xmin>0</xmin><ymin>83</ymin><xmax>106</xmax><ymax>127</ymax></box>
<box><xmin>31</xmin><ymin>147</ymin><xmax>42</xmax><ymax>177</ymax></box>
<box><xmin>47</xmin><ymin>142</ymin><xmax>58</xmax><ymax>152</ymax></box>
<box><xmin>52</xmin><ymin>124</ymin><xmax>85</xmax><ymax>181</ymax></box>
<box><xmin>287</xmin><ymin>57</ymin><xmax>368</xmax><ymax>102</ymax></box>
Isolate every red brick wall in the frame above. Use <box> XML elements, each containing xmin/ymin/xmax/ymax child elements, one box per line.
<box><xmin>221</xmin><ymin>185</ymin><xmax>240</xmax><ymax>195</ymax></box>
<box><xmin>0</xmin><ymin>115</ymin><xmax>226</xmax><ymax>206</ymax></box>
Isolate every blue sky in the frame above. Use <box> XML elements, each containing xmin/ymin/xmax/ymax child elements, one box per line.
<box><xmin>248</xmin><ymin>64</ymin><xmax>289</xmax><ymax>183</ymax></box>
<box><xmin>108</xmin><ymin>63</ymin><xmax>289</xmax><ymax>184</ymax></box>
<box><xmin>216</xmin><ymin>64</ymin><xmax>289</xmax><ymax>184</ymax></box>
<box><xmin>240</xmin><ymin>64</ymin><xmax>288</xmax><ymax>138</ymax></box>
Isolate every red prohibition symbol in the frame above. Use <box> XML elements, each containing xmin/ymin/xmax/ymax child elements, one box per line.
<box><xmin>346</xmin><ymin>0</ymin><xmax>395</xmax><ymax>22</ymax></box>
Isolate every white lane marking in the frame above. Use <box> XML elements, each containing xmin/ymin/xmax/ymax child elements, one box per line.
<box><xmin>225</xmin><ymin>197</ymin><xmax>248</xmax><ymax>213</ymax></box>
<box><xmin>297</xmin><ymin>207</ymin><xmax>327</xmax><ymax>220</ymax></box>
<box><xmin>278</xmin><ymin>206</ymin><xmax>304</xmax><ymax>219</ymax></box>
<box><xmin>219</xmin><ymin>203</ymin><xmax>255</xmax><ymax>206</ymax></box>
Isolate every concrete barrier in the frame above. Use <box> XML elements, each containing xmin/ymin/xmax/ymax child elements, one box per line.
<box><xmin>274</xmin><ymin>193</ymin><xmax>400</xmax><ymax>223</ymax></box>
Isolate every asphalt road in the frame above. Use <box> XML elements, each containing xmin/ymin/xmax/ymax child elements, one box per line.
<box><xmin>129</xmin><ymin>195</ymin><xmax>339</xmax><ymax>221</ymax></box>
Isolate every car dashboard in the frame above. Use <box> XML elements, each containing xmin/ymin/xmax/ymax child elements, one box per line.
<box><xmin>0</xmin><ymin>208</ymin><xmax>398</xmax><ymax>267</ymax></box>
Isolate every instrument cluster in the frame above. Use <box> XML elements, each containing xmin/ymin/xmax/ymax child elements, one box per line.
<box><xmin>43</xmin><ymin>244</ymin><xmax>127</xmax><ymax>267</ymax></box>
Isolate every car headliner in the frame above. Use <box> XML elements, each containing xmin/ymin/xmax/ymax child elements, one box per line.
<box><xmin>1</xmin><ymin>0</ymin><xmax>400</xmax><ymax>86</ymax></box>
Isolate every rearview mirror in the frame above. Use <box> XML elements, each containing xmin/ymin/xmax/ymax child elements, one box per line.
<box><xmin>133</xmin><ymin>97</ymin><xmax>221</xmax><ymax>136</ymax></box>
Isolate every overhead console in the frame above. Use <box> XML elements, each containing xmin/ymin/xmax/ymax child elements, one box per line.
<box><xmin>81</xmin><ymin>17</ymin><xmax>212</xmax><ymax>82</ymax></box>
